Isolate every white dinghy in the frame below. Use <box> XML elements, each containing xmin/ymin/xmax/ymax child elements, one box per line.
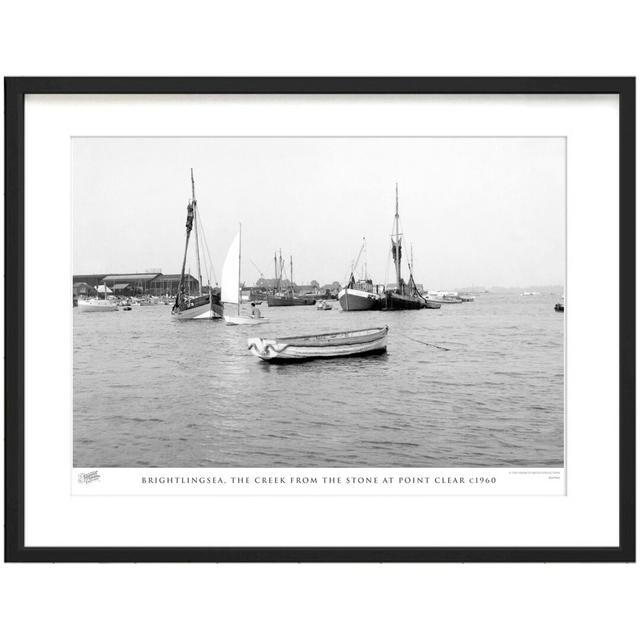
<box><xmin>221</xmin><ymin>224</ymin><xmax>268</xmax><ymax>326</ymax></box>
<box><xmin>77</xmin><ymin>284</ymin><xmax>117</xmax><ymax>312</ymax></box>
<box><xmin>77</xmin><ymin>298</ymin><xmax>118</xmax><ymax>312</ymax></box>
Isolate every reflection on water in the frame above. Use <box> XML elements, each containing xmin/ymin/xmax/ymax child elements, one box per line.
<box><xmin>73</xmin><ymin>294</ymin><xmax>564</xmax><ymax>468</ymax></box>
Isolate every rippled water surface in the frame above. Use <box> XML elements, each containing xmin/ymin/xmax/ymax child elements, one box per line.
<box><xmin>74</xmin><ymin>294</ymin><xmax>564</xmax><ymax>467</ymax></box>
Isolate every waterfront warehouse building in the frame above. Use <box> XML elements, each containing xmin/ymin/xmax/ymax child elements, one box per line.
<box><xmin>72</xmin><ymin>272</ymin><xmax>202</xmax><ymax>297</ymax></box>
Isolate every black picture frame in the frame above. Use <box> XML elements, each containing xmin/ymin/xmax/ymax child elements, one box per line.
<box><xmin>4</xmin><ymin>77</ymin><xmax>635</xmax><ymax>562</ymax></box>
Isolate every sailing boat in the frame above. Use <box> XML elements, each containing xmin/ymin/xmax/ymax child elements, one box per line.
<box><xmin>222</xmin><ymin>225</ymin><xmax>268</xmax><ymax>326</ymax></box>
<box><xmin>381</xmin><ymin>184</ymin><xmax>439</xmax><ymax>310</ymax></box>
<box><xmin>266</xmin><ymin>251</ymin><xmax>316</xmax><ymax>306</ymax></box>
<box><xmin>171</xmin><ymin>170</ymin><xmax>224</xmax><ymax>320</ymax></box>
<box><xmin>77</xmin><ymin>283</ymin><xmax>118</xmax><ymax>312</ymax></box>
<box><xmin>338</xmin><ymin>237</ymin><xmax>384</xmax><ymax>311</ymax></box>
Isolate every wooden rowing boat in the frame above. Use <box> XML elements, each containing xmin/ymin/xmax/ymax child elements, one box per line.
<box><xmin>247</xmin><ymin>326</ymin><xmax>388</xmax><ymax>362</ymax></box>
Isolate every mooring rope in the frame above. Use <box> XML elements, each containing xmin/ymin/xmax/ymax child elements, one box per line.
<box><xmin>397</xmin><ymin>333</ymin><xmax>451</xmax><ymax>351</ymax></box>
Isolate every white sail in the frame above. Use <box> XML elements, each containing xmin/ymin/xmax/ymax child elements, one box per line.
<box><xmin>221</xmin><ymin>231</ymin><xmax>240</xmax><ymax>306</ymax></box>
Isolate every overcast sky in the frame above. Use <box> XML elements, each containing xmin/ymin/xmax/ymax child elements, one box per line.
<box><xmin>72</xmin><ymin>137</ymin><xmax>565</xmax><ymax>289</ymax></box>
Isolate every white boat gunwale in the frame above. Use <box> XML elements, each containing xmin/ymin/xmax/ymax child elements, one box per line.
<box><xmin>338</xmin><ymin>287</ymin><xmax>381</xmax><ymax>300</ymax></box>
<box><xmin>276</xmin><ymin>326</ymin><xmax>388</xmax><ymax>347</ymax></box>
<box><xmin>248</xmin><ymin>326</ymin><xmax>389</xmax><ymax>361</ymax></box>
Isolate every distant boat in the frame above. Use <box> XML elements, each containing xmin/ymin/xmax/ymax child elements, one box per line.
<box><xmin>316</xmin><ymin>300</ymin><xmax>333</xmax><ymax>310</ymax></box>
<box><xmin>266</xmin><ymin>251</ymin><xmax>316</xmax><ymax>307</ymax></box>
<box><xmin>222</xmin><ymin>225</ymin><xmax>269</xmax><ymax>326</ymax></box>
<box><xmin>338</xmin><ymin>237</ymin><xmax>384</xmax><ymax>311</ymax></box>
<box><xmin>521</xmin><ymin>291</ymin><xmax>540</xmax><ymax>296</ymax></box>
<box><xmin>248</xmin><ymin>326</ymin><xmax>388</xmax><ymax>362</ymax></box>
<box><xmin>458</xmin><ymin>294</ymin><xmax>475</xmax><ymax>302</ymax></box>
<box><xmin>380</xmin><ymin>184</ymin><xmax>436</xmax><ymax>311</ymax></box>
<box><xmin>77</xmin><ymin>298</ymin><xmax>118</xmax><ymax>312</ymax></box>
<box><xmin>78</xmin><ymin>282</ymin><xmax>118</xmax><ymax>312</ymax></box>
<box><xmin>267</xmin><ymin>293</ymin><xmax>316</xmax><ymax>306</ymax></box>
<box><xmin>426</xmin><ymin>291</ymin><xmax>463</xmax><ymax>304</ymax></box>
<box><xmin>171</xmin><ymin>170</ymin><xmax>224</xmax><ymax>320</ymax></box>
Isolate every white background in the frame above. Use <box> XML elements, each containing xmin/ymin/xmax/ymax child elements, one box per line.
<box><xmin>1</xmin><ymin>1</ymin><xmax>638</xmax><ymax>639</ymax></box>
<box><xmin>25</xmin><ymin>95</ymin><xmax>608</xmax><ymax>548</ymax></box>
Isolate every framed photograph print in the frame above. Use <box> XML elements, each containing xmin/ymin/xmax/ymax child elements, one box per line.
<box><xmin>4</xmin><ymin>77</ymin><xmax>635</xmax><ymax>562</ymax></box>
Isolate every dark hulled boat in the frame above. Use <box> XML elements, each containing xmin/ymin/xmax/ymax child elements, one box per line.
<box><xmin>382</xmin><ymin>279</ymin><xmax>440</xmax><ymax>310</ymax></box>
<box><xmin>267</xmin><ymin>294</ymin><xmax>316</xmax><ymax>307</ymax></box>
<box><xmin>383</xmin><ymin>289</ymin><xmax>427</xmax><ymax>310</ymax></box>
<box><xmin>266</xmin><ymin>251</ymin><xmax>316</xmax><ymax>307</ymax></box>
<box><xmin>380</xmin><ymin>184</ymin><xmax>438</xmax><ymax>311</ymax></box>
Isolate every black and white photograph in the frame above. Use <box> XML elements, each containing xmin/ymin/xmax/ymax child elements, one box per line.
<box><xmin>3</xmin><ymin>0</ymin><xmax>638</xmax><ymax>634</ymax></box>
<box><xmin>72</xmin><ymin>136</ymin><xmax>565</xmax><ymax>471</ymax></box>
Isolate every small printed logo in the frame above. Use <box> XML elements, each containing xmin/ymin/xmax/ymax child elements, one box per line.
<box><xmin>78</xmin><ymin>470</ymin><xmax>101</xmax><ymax>484</ymax></box>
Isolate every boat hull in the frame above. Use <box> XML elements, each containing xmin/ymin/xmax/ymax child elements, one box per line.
<box><xmin>77</xmin><ymin>300</ymin><xmax>118</xmax><ymax>312</ymax></box>
<box><xmin>338</xmin><ymin>288</ymin><xmax>382</xmax><ymax>311</ymax></box>
<box><xmin>248</xmin><ymin>326</ymin><xmax>388</xmax><ymax>362</ymax></box>
<box><xmin>266</xmin><ymin>295</ymin><xmax>316</xmax><ymax>307</ymax></box>
<box><xmin>225</xmin><ymin>315</ymin><xmax>268</xmax><ymax>326</ymax></box>
<box><xmin>382</xmin><ymin>292</ymin><xmax>426</xmax><ymax>310</ymax></box>
<box><xmin>172</xmin><ymin>297</ymin><xmax>224</xmax><ymax>320</ymax></box>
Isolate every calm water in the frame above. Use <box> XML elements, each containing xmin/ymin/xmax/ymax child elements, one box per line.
<box><xmin>73</xmin><ymin>294</ymin><xmax>564</xmax><ymax>468</ymax></box>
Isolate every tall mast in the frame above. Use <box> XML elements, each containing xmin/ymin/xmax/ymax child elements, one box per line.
<box><xmin>392</xmin><ymin>182</ymin><xmax>402</xmax><ymax>290</ymax></box>
<box><xmin>290</xmin><ymin>255</ymin><xmax>294</xmax><ymax>293</ymax></box>
<box><xmin>174</xmin><ymin>172</ymin><xmax>196</xmax><ymax>310</ymax></box>
<box><xmin>191</xmin><ymin>169</ymin><xmax>203</xmax><ymax>296</ymax></box>
<box><xmin>410</xmin><ymin>243</ymin><xmax>415</xmax><ymax>294</ymax></box>
<box><xmin>274</xmin><ymin>252</ymin><xmax>278</xmax><ymax>288</ymax></box>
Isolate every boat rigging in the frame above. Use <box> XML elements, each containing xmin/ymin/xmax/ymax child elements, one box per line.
<box><xmin>171</xmin><ymin>169</ymin><xmax>223</xmax><ymax>319</ymax></box>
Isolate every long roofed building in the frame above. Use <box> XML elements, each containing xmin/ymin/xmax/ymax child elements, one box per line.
<box><xmin>72</xmin><ymin>272</ymin><xmax>201</xmax><ymax>297</ymax></box>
